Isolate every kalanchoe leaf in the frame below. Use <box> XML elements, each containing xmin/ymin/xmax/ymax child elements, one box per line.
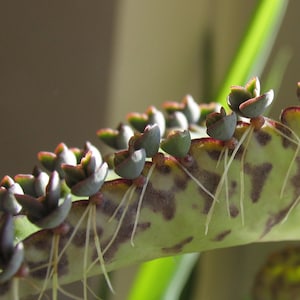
<box><xmin>280</xmin><ymin>106</ymin><xmax>300</xmax><ymax>137</ymax></box>
<box><xmin>181</xmin><ymin>94</ymin><xmax>201</xmax><ymax>124</ymax></box>
<box><xmin>33</xmin><ymin>170</ymin><xmax>49</xmax><ymax>197</ymax></box>
<box><xmin>239</xmin><ymin>90</ymin><xmax>274</xmax><ymax>118</ymax></box>
<box><xmin>0</xmin><ymin>176</ymin><xmax>22</xmax><ymax>215</ymax></box>
<box><xmin>62</xmin><ymin>147</ymin><xmax>108</xmax><ymax>196</ymax></box>
<box><xmin>69</xmin><ymin>147</ymin><xmax>83</xmax><ymax>164</ymax></box>
<box><xmin>227</xmin><ymin>77</ymin><xmax>274</xmax><ymax>118</ymax></box>
<box><xmin>97</xmin><ymin>123</ymin><xmax>134</xmax><ymax>150</ymax></box>
<box><xmin>84</xmin><ymin>141</ymin><xmax>103</xmax><ymax>167</ymax></box>
<box><xmin>0</xmin><ymin>214</ymin><xmax>25</xmax><ymax>283</ymax></box>
<box><xmin>146</xmin><ymin>106</ymin><xmax>166</xmax><ymax>136</ymax></box>
<box><xmin>15</xmin><ymin>194</ymin><xmax>46</xmax><ymax>219</ymax></box>
<box><xmin>129</xmin><ymin>124</ymin><xmax>161</xmax><ymax>158</ymax></box>
<box><xmin>114</xmin><ymin>148</ymin><xmax>146</xmax><ymax>179</ymax></box>
<box><xmin>127</xmin><ymin>112</ymin><xmax>148</xmax><ymax>132</ymax></box>
<box><xmin>297</xmin><ymin>82</ymin><xmax>300</xmax><ymax>101</ymax></box>
<box><xmin>227</xmin><ymin>86</ymin><xmax>252</xmax><ymax>112</ymax></box>
<box><xmin>166</xmin><ymin>111</ymin><xmax>189</xmax><ymax>130</ymax></box>
<box><xmin>38</xmin><ymin>143</ymin><xmax>77</xmax><ymax>178</ymax></box>
<box><xmin>70</xmin><ymin>162</ymin><xmax>108</xmax><ymax>196</ymax></box>
<box><xmin>0</xmin><ymin>242</ymin><xmax>24</xmax><ymax>284</ymax></box>
<box><xmin>0</xmin><ymin>176</ymin><xmax>14</xmax><ymax>189</ymax></box>
<box><xmin>198</xmin><ymin>102</ymin><xmax>221</xmax><ymax>124</ymax></box>
<box><xmin>160</xmin><ymin>129</ymin><xmax>191</xmax><ymax>158</ymax></box>
<box><xmin>245</xmin><ymin>76</ymin><xmax>260</xmax><ymax>96</ymax></box>
<box><xmin>206</xmin><ymin>107</ymin><xmax>237</xmax><ymax>141</ymax></box>
<box><xmin>81</xmin><ymin>152</ymin><xmax>97</xmax><ymax>176</ymax></box>
<box><xmin>62</xmin><ymin>164</ymin><xmax>86</xmax><ymax>187</ymax></box>
<box><xmin>163</xmin><ymin>95</ymin><xmax>201</xmax><ymax>124</ymax></box>
<box><xmin>15</xmin><ymin>170</ymin><xmax>72</xmax><ymax>228</ymax></box>
<box><xmin>44</xmin><ymin>171</ymin><xmax>61</xmax><ymax>210</ymax></box>
<box><xmin>0</xmin><ymin>214</ymin><xmax>14</xmax><ymax>260</ymax></box>
<box><xmin>37</xmin><ymin>151</ymin><xmax>56</xmax><ymax>172</ymax></box>
<box><xmin>128</xmin><ymin>106</ymin><xmax>166</xmax><ymax>136</ymax></box>
<box><xmin>32</xmin><ymin>194</ymin><xmax>72</xmax><ymax>229</ymax></box>
<box><xmin>15</xmin><ymin>166</ymin><xmax>50</xmax><ymax>198</ymax></box>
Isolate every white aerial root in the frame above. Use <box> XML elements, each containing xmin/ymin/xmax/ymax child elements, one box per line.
<box><xmin>205</xmin><ymin>127</ymin><xmax>251</xmax><ymax>235</ymax></box>
<box><xmin>85</xmin><ymin>184</ymin><xmax>139</xmax><ymax>296</ymax></box>
<box><xmin>102</xmin><ymin>185</ymin><xmax>136</xmax><ymax>255</ymax></box>
<box><xmin>57</xmin><ymin>203</ymin><xmax>90</xmax><ymax>264</ymax></box>
<box><xmin>130</xmin><ymin>164</ymin><xmax>156</xmax><ymax>246</ymax></box>
<box><xmin>177</xmin><ymin>161</ymin><xmax>215</xmax><ymax>200</ymax></box>
<box><xmin>37</xmin><ymin>234</ymin><xmax>56</xmax><ymax>300</ymax></box>
<box><xmin>83</xmin><ymin>205</ymin><xmax>92</xmax><ymax>300</ymax></box>
<box><xmin>264</xmin><ymin>118</ymin><xmax>300</xmax><ymax>223</ymax></box>
<box><xmin>83</xmin><ymin>203</ymin><xmax>114</xmax><ymax>299</ymax></box>
<box><xmin>265</xmin><ymin>118</ymin><xmax>300</xmax><ymax>199</ymax></box>
<box><xmin>91</xmin><ymin>204</ymin><xmax>114</xmax><ymax>293</ymax></box>
<box><xmin>239</xmin><ymin>126</ymin><xmax>254</xmax><ymax>226</ymax></box>
<box><xmin>33</xmin><ymin>200</ymin><xmax>112</xmax><ymax>299</ymax></box>
<box><xmin>223</xmin><ymin>148</ymin><xmax>230</xmax><ymax>218</ymax></box>
<box><xmin>35</xmin><ymin>232</ymin><xmax>82</xmax><ymax>300</ymax></box>
<box><xmin>11</xmin><ymin>278</ymin><xmax>19</xmax><ymax>300</ymax></box>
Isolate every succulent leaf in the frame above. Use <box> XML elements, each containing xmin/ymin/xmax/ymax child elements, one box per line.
<box><xmin>0</xmin><ymin>176</ymin><xmax>22</xmax><ymax>215</ymax></box>
<box><xmin>239</xmin><ymin>90</ymin><xmax>274</xmax><ymax>118</ymax></box>
<box><xmin>0</xmin><ymin>214</ymin><xmax>14</xmax><ymax>260</ymax></box>
<box><xmin>129</xmin><ymin>124</ymin><xmax>161</xmax><ymax>157</ymax></box>
<box><xmin>97</xmin><ymin>124</ymin><xmax>134</xmax><ymax>150</ymax></box>
<box><xmin>0</xmin><ymin>242</ymin><xmax>24</xmax><ymax>284</ymax></box>
<box><xmin>228</xmin><ymin>77</ymin><xmax>274</xmax><ymax>118</ymax></box>
<box><xmin>206</xmin><ymin>107</ymin><xmax>237</xmax><ymax>141</ymax></box>
<box><xmin>32</xmin><ymin>194</ymin><xmax>72</xmax><ymax>229</ymax></box>
<box><xmin>114</xmin><ymin>148</ymin><xmax>146</xmax><ymax>179</ymax></box>
<box><xmin>70</xmin><ymin>162</ymin><xmax>108</xmax><ymax>196</ymax></box>
<box><xmin>160</xmin><ymin>130</ymin><xmax>191</xmax><ymax>157</ymax></box>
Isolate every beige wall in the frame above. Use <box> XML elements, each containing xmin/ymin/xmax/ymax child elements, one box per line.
<box><xmin>1</xmin><ymin>1</ymin><xmax>298</xmax><ymax>179</ymax></box>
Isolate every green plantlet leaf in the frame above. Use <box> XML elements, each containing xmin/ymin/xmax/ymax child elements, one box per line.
<box><xmin>166</xmin><ymin>111</ymin><xmax>189</xmax><ymax>130</ymax></box>
<box><xmin>130</xmin><ymin>124</ymin><xmax>161</xmax><ymax>158</ymax></box>
<box><xmin>227</xmin><ymin>86</ymin><xmax>252</xmax><ymax>112</ymax></box>
<box><xmin>114</xmin><ymin>148</ymin><xmax>146</xmax><ymax>179</ymax></box>
<box><xmin>44</xmin><ymin>171</ymin><xmax>61</xmax><ymax>210</ymax></box>
<box><xmin>15</xmin><ymin>167</ymin><xmax>49</xmax><ymax>198</ymax></box>
<box><xmin>15</xmin><ymin>194</ymin><xmax>46</xmax><ymax>219</ymax></box>
<box><xmin>160</xmin><ymin>130</ymin><xmax>191</xmax><ymax>158</ymax></box>
<box><xmin>181</xmin><ymin>94</ymin><xmax>201</xmax><ymax>124</ymax></box>
<box><xmin>32</xmin><ymin>194</ymin><xmax>72</xmax><ymax>229</ymax></box>
<box><xmin>0</xmin><ymin>176</ymin><xmax>23</xmax><ymax>215</ymax></box>
<box><xmin>206</xmin><ymin>108</ymin><xmax>237</xmax><ymax>141</ymax></box>
<box><xmin>37</xmin><ymin>151</ymin><xmax>56</xmax><ymax>172</ymax></box>
<box><xmin>280</xmin><ymin>106</ymin><xmax>300</xmax><ymax>137</ymax></box>
<box><xmin>239</xmin><ymin>90</ymin><xmax>274</xmax><ymax>118</ymax></box>
<box><xmin>0</xmin><ymin>214</ymin><xmax>14</xmax><ymax>260</ymax></box>
<box><xmin>97</xmin><ymin>124</ymin><xmax>134</xmax><ymax>150</ymax></box>
<box><xmin>0</xmin><ymin>242</ymin><xmax>24</xmax><ymax>284</ymax></box>
<box><xmin>245</xmin><ymin>76</ymin><xmax>260</xmax><ymax>96</ymax></box>
<box><xmin>127</xmin><ymin>112</ymin><xmax>148</xmax><ymax>132</ymax></box>
<box><xmin>70</xmin><ymin>162</ymin><xmax>108</xmax><ymax>196</ymax></box>
<box><xmin>62</xmin><ymin>164</ymin><xmax>86</xmax><ymax>187</ymax></box>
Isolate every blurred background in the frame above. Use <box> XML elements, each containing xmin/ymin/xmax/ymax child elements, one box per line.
<box><xmin>0</xmin><ymin>1</ymin><xmax>299</xmax><ymax>299</ymax></box>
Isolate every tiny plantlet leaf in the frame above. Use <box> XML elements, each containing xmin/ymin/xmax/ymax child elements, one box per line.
<box><xmin>160</xmin><ymin>130</ymin><xmax>191</xmax><ymax>157</ymax></box>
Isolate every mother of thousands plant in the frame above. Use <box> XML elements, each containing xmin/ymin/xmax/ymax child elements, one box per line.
<box><xmin>0</xmin><ymin>76</ymin><xmax>300</xmax><ymax>300</ymax></box>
